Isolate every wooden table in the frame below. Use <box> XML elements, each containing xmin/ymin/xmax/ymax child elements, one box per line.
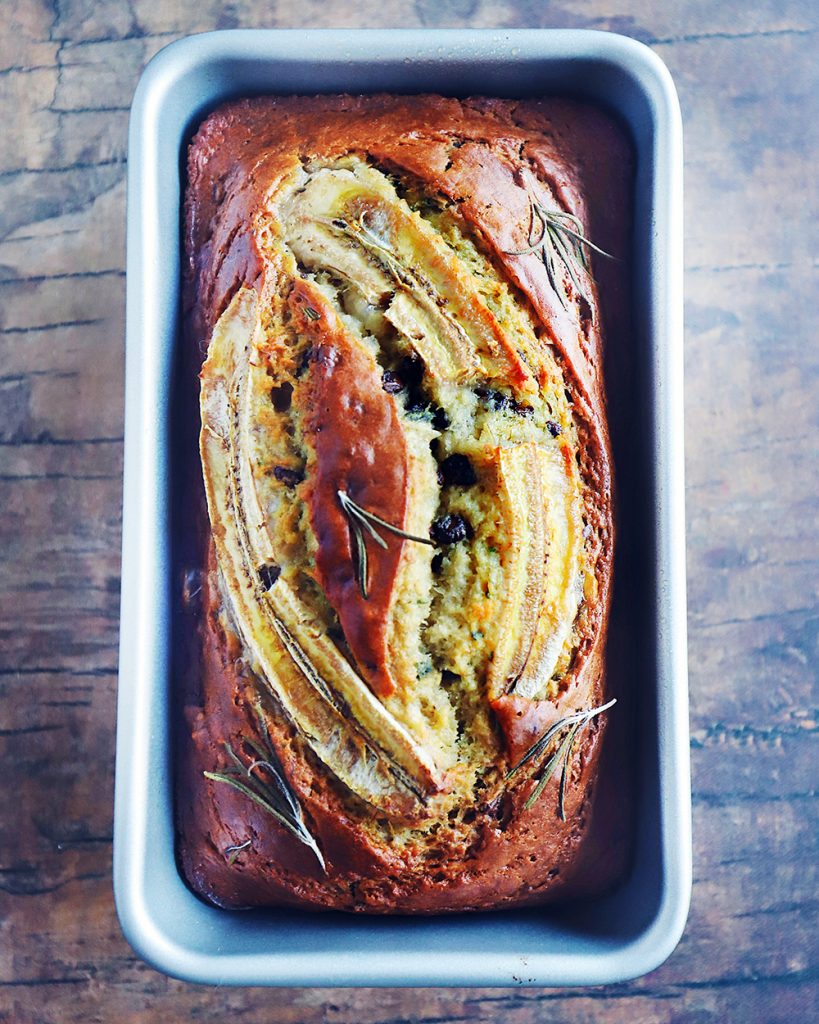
<box><xmin>2</xmin><ymin>1</ymin><xmax>817</xmax><ymax>1021</ymax></box>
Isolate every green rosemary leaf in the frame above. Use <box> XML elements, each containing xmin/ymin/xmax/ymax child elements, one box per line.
<box><xmin>337</xmin><ymin>489</ymin><xmax>434</xmax><ymax>600</ymax></box>
<box><xmin>225</xmin><ymin>839</ymin><xmax>251</xmax><ymax>864</ymax></box>
<box><xmin>508</xmin><ymin>699</ymin><xmax>617</xmax><ymax>817</ymax></box>
<box><xmin>503</xmin><ymin>198</ymin><xmax>614</xmax><ymax>309</ymax></box>
<box><xmin>339</xmin><ymin>491</ymin><xmax>434</xmax><ymax>547</ymax></box>
<box><xmin>541</xmin><ymin>237</ymin><xmax>566</xmax><ymax>311</ymax></box>
<box><xmin>205</xmin><ymin>770</ymin><xmax>287</xmax><ymax>825</ymax></box>
<box><xmin>557</xmin><ymin>721</ymin><xmax>583</xmax><ymax>821</ymax></box>
<box><xmin>205</xmin><ymin>770</ymin><xmax>326</xmax><ymax>871</ymax></box>
<box><xmin>223</xmin><ymin>741</ymin><xmax>247</xmax><ymax>774</ymax></box>
<box><xmin>545</xmin><ymin>210</ymin><xmax>614</xmax><ymax>260</ymax></box>
<box><xmin>242</xmin><ymin>735</ymin><xmax>271</xmax><ymax>765</ymax></box>
<box><xmin>247</xmin><ymin>758</ymin><xmax>302</xmax><ymax>818</ymax></box>
<box><xmin>352</xmin><ymin>520</ymin><xmax>369</xmax><ymax>599</ymax></box>
<box><xmin>507</xmin><ymin>716</ymin><xmax>572</xmax><ymax>780</ymax></box>
<box><xmin>246</xmin><ymin>703</ymin><xmax>305</xmax><ymax>819</ymax></box>
<box><xmin>507</xmin><ymin>202</ymin><xmax>548</xmax><ymax>258</ymax></box>
<box><xmin>206</xmin><ymin>710</ymin><xmax>327</xmax><ymax>871</ymax></box>
<box><xmin>527</xmin><ymin>202</ymin><xmax>542</xmax><ymax>248</ymax></box>
<box><xmin>508</xmin><ymin>699</ymin><xmax>617</xmax><ymax>778</ymax></box>
<box><xmin>346</xmin><ymin>503</ymin><xmax>389</xmax><ymax>550</ymax></box>
<box><xmin>524</xmin><ymin>723</ymin><xmax>578</xmax><ymax>810</ymax></box>
<box><xmin>304</xmin><ymin>306</ymin><xmax>320</xmax><ymax>321</ymax></box>
<box><xmin>548</xmin><ymin>222</ymin><xmax>589</xmax><ymax>305</ymax></box>
<box><xmin>251</xmin><ymin>698</ymin><xmax>279</xmax><ymax>754</ymax></box>
<box><xmin>247</xmin><ymin>756</ymin><xmax>284</xmax><ymax>778</ymax></box>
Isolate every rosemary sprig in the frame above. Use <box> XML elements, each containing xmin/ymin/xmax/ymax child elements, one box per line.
<box><xmin>506</xmin><ymin>698</ymin><xmax>616</xmax><ymax>818</ymax></box>
<box><xmin>337</xmin><ymin>489</ymin><xmax>434</xmax><ymax>600</ymax></box>
<box><xmin>204</xmin><ymin>702</ymin><xmax>326</xmax><ymax>871</ymax></box>
<box><xmin>224</xmin><ymin>838</ymin><xmax>251</xmax><ymax>865</ymax></box>
<box><xmin>505</xmin><ymin>200</ymin><xmax>614</xmax><ymax>310</ymax></box>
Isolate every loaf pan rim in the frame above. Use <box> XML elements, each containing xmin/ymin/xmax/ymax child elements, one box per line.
<box><xmin>116</xmin><ymin>26</ymin><xmax>690</xmax><ymax>987</ymax></box>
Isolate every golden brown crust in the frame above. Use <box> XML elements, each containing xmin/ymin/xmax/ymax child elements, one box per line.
<box><xmin>178</xmin><ymin>94</ymin><xmax>633</xmax><ymax>912</ymax></box>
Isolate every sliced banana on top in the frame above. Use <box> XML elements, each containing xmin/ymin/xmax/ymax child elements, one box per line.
<box><xmin>200</xmin><ymin>286</ymin><xmax>444</xmax><ymax>820</ymax></box>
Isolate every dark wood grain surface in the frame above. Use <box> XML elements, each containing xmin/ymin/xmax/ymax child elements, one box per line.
<box><xmin>1</xmin><ymin>1</ymin><xmax>817</xmax><ymax>1021</ymax></box>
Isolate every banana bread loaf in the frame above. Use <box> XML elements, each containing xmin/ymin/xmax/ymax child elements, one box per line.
<box><xmin>177</xmin><ymin>93</ymin><xmax>632</xmax><ymax>912</ymax></box>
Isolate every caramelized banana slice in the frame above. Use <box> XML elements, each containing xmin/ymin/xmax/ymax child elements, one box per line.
<box><xmin>485</xmin><ymin>443</ymin><xmax>546</xmax><ymax>700</ymax></box>
<box><xmin>484</xmin><ymin>440</ymin><xmax>586</xmax><ymax>702</ymax></box>
<box><xmin>281</xmin><ymin>163</ymin><xmax>534</xmax><ymax>392</ymax></box>
<box><xmin>510</xmin><ymin>443</ymin><xmax>586</xmax><ymax>700</ymax></box>
<box><xmin>289</xmin><ymin>279</ymin><xmax>439</xmax><ymax>705</ymax></box>
<box><xmin>200</xmin><ymin>286</ymin><xmax>442</xmax><ymax>817</ymax></box>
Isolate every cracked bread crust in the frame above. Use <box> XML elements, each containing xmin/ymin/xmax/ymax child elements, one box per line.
<box><xmin>178</xmin><ymin>94</ymin><xmax>633</xmax><ymax>913</ymax></box>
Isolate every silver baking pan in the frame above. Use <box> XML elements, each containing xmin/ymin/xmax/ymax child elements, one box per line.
<box><xmin>116</xmin><ymin>28</ymin><xmax>689</xmax><ymax>987</ymax></box>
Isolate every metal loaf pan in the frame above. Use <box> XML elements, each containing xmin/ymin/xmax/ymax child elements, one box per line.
<box><xmin>116</xmin><ymin>28</ymin><xmax>689</xmax><ymax>987</ymax></box>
